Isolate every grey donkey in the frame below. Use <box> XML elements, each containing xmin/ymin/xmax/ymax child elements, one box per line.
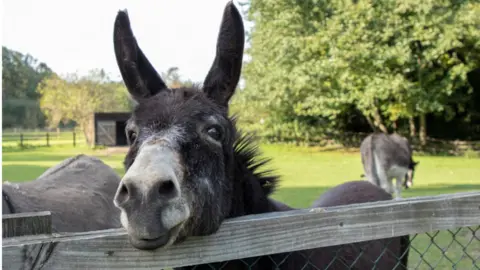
<box><xmin>2</xmin><ymin>154</ymin><xmax>122</xmax><ymax>232</ymax></box>
<box><xmin>360</xmin><ymin>133</ymin><xmax>419</xmax><ymax>199</ymax></box>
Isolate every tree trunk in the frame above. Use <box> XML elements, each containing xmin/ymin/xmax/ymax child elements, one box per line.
<box><xmin>392</xmin><ymin>120</ymin><xmax>398</xmax><ymax>132</ymax></box>
<box><xmin>419</xmin><ymin>114</ymin><xmax>427</xmax><ymax>146</ymax></box>
<box><xmin>364</xmin><ymin>115</ymin><xmax>376</xmax><ymax>132</ymax></box>
<box><xmin>372</xmin><ymin>108</ymin><xmax>388</xmax><ymax>133</ymax></box>
<box><xmin>409</xmin><ymin>117</ymin><xmax>416</xmax><ymax>138</ymax></box>
<box><xmin>80</xmin><ymin>117</ymin><xmax>95</xmax><ymax>148</ymax></box>
<box><xmin>81</xmin><ymin>124</ymin><xmax>91</xmax><ymax>147</ymax></box>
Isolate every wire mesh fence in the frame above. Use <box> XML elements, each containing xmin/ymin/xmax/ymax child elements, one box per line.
<box><xmin>408</xmin><ymin>226</ymin><xmax>479</xmax><ymax>270</ymax></box>
<box><xmin>183</xmin><ymin>226</ymin><xmax>479</xmax><ymax>270</ymax></box>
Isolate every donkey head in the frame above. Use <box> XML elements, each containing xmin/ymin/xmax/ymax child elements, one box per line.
<box><xmin>112</xmin><ymin>1</ymin><xmax>244</xmax><ymax>250</ymax></box>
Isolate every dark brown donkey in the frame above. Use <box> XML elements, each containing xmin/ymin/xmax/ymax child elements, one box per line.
<box><xmin>112</xmin><ymin>2</ymin><xmax>409</xmax><ymax>269</ymax></box>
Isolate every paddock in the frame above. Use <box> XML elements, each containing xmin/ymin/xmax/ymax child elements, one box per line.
<box><xmin>2</xmin><ymin>191</ymin><xmax>479</xmax><ymax>269</ymax></box>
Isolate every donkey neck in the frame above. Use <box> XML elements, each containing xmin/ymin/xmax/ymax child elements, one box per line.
<box><xmin>227</xmin><ymin>133</ymin><xmax>283</xmax><ymax>218</ymax></box>
<box><xmin>228</xmin><ymin>161</ymin><xmax>279</xmax><ymax>218</ymax></box>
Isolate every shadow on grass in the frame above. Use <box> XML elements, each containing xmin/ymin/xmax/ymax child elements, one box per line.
<box><xmin>2</xmin><ymin>145</ymin><xmax>41</xmax><ymax>152</ymax></box>
<box><xmin>2</xmin><ymin>146</ymin><xmax>99</xmax><ymax>162</ymax></box>
<box><xmin>272</xmin><ymin>184</ymin><xmax>480</xmax><ymax>208</ymax></box>
<box><xmin>2</xmin><ymin>144</ymin><xmax>81</xmax><ymax>153</ymax></box>
<box><xmin>2</xmin><ymin>153</ymin><xmax>85</xmax><ymax>163</ymax></box>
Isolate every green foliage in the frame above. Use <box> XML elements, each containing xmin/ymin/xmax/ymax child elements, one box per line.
<box><xmin>2</xmin><ymin>47</ymin><xmax>53</xmax><ymax>128</ymax></box>
<box><xmin>243</xmin><ymin>0</ymin><xmax>480</xmax><ymax>142</ymax></box>
<box><xmin>37</xmin><ymin>69</ymin><xmax>133</xmax><ymax>146</ymax></box>
<box><xmin>161</xmin><ymin>67</ymin><xmax>197</xmax><ymax>88</ymax></box>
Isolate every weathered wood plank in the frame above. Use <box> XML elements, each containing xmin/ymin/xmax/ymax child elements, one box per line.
<box><xmin>2</xmin><ymin>192</ymin><xmax>480</xmax><ymax>269</ymax></box>
<box><xmin>2</xmin><ymin>211</ymin><xmax>52</xmax><ymax>238</ymax></box>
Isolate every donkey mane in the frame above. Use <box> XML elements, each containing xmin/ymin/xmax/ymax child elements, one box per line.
<box><xmin>228</xmin><ymin>128</ymin><xmax>282</xmax><ymax>219</ymax></box>
<box><xmin>233</xmin><ymin>130</ymin><xmax>279</xmax><ymax>196</ymax></box>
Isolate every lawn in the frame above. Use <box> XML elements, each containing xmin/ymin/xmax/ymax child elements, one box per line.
<box><xmin>2</xmin><ymin>142</ymin><xmax>480</xmax><ymax>269</ymax></box>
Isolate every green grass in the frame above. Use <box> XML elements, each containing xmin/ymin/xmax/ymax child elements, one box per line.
<box><xmin>2</xmin><ymin>145</ymin><xmax>124</xmax><ymax>178</ymax></box>
<box><xmin>2</xmin><ymin>143</ymin><xmax>480</xmax><ymax>269</ymax></box>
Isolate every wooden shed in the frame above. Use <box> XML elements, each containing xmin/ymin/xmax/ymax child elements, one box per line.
<box><xmin>94</xmin><ymin>112</ymin><xmax>131</xmax><ymax>146</ymax></box>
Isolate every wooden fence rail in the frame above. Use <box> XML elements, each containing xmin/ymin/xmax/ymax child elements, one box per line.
<box><xmin>2</xmin><ymin>132</ymin><xmax>80</xmax><ymax>148</ymax></box>
<box><xmin>2</xmin><ymin>192</ymin><xmax>480</xmax><ymax>269</ymax></box>
<box><xmin>2</xmin><ymin>211</ymin><xmax>52</xmax><ymax>238</ymax></box>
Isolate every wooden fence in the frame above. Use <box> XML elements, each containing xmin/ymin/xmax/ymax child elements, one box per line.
<box><xmin>2</xmin><ymin>192</ymin><xmax>480</xmax><ymax>269</ymax></box>
<box><xmin>2</xmin><ymin>131</ymin><xmax>80</xmax><ymax>148</ymax></box>
<box><xmin>333</xmin><ymin>132</ymin><xmax>480</xmax><ymax>155</ymax></box>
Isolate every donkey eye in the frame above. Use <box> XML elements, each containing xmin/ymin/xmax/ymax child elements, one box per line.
<box><xmin>127</xmin><ymin>130</ymin><xmax>137</xmax><ymax>144</ymax></box>
<box><xmin>206</xmin><ymin>125</ymin><xmax>223</xmax><ymax>141</ymax></box>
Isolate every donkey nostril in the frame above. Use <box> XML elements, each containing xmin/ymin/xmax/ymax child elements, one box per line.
<box><xmin>158</xmin><ymin>180</ymin><xmax>175</xmax><ymax>196</ymax></box>
<box><xmin>116</xmin><ymin>183</ymin><xmax>130</xmax><ymax>205</ymax></box>
<box><xmin>120</xmin><ymin>184</ymin><xmax>129</xmax><ymax>196</ymax></box>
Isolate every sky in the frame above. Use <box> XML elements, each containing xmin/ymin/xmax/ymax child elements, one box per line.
<box><xmin>2</xmin><ymin>0</ymin><xmax>251</xmax><ymax>83</ymax></box>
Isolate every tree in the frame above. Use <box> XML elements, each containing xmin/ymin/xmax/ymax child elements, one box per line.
<box><xmin>243</xmin><ymin>0</ymin><xmax>480</xmax><ymax>144</ymax></box>
<box><xmin>38</xmin><ymin>69</ymin><xmax>132</xmax><ymax>146</ymax></box>
<box><xmin>37</xmin><ymin>75</ymin><xmax>67</xmax><ymax>130</ymax></box>
<box><xmin>161</xmin><ymin>67</ymin><xmax>197</xmax><ymax>88</ymax></box>
<box><xmin>161</xmin><ymin>67</ymin><xmax>181</xmax><ymax>88</ymax></box>
<box><xmin>392</xmin><ymin>0</ymin><xmax>480</xmax><ymax>144</ymax></box>
<box><xmin>242</xmin><ymin>0</ymin><xmax>353</xmax><ymax>142</ymax></box>
<box><xmin>2</xmin><ymin>47</ymin><xmax>53</xmax><ymax>128</ymax></box>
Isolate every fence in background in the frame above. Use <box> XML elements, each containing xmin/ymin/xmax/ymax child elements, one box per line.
<box><xmin>331</xmin><ymin>132</ymin><xmax>480</xmax><ymax>155</ymax></box>
<box><xmin>3</xmin><ymin>192</ymin><xmax>479</xmax><ymax>269</ymax></box>
<box><xmin>2</xmin><ymin>128</ymin><xmax>480</xmax><ymax>155</ymax></box>
<box><xmin>2</xmin><ymin>128</ymin><xmax>85</xmax><ymax>148</ymax></box>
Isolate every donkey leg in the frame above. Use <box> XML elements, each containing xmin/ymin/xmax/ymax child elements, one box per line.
<box><xmin>377</xmin><ymin>169</ymin><xmax>392</xmax><ymax>195</ymax></box>
<box><xmin>394</xmin><ymin>178</ymin><xmax>402</xmax><ymax>199</ymax></box>
<box><xmin>386</xmin><ymin>178</ymin><xmax>396</xmax><ymax>197</ymax></box>
<box><xmin>379</xmin><ymin>180</ymin><xmax>394</xmax><ymax>196</ymax></box>
<box><xmin>365</xmin><ymin>173</ymin><xmax>376</xmax><ymax>186</ymax></box>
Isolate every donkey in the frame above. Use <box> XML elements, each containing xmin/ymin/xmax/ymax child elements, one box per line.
<box><xmin>360</xmin><ymin>132</ymin><xmax>419</xmax><ymax>199</ymax></box>
<box><xmin>2</xmin><ymin>154</ymin><xmax>122</xmax><ymax>232</ymax></box>
<box><xmin>112</xmin><ymin>2</ymin><xmax>409</xmax><ymax>269</ymax></box>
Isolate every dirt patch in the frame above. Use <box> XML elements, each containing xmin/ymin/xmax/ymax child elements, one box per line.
<box><xmin>95</xmin><ymin>147</ymin><xmax>129</xmax><ymax>156</ymax></box>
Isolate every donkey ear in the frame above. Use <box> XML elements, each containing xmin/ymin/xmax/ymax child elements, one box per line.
<box><xmin>114</xmin><ymin>10</ymin><xmax>168</xmax><ymax>100</ymax></box>
<box><xmin>203</xmin><ymin>1</ymin><xmax>245</xmax><ymax>107</ymax></box>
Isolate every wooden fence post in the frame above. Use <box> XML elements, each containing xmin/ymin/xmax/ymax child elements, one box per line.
<box><xmin>2</xmin><ymin>212</ymin><xmax>52</xmax><ymax>238</ymax></box>
<box><xmin>73</xmin><ymin>131</ymin><xmax>76</xmax><ymax>147</ymax></box>
<box><xmin>46</xmin><ymin>132</ymin><xmax>50</xmax><ymax>147</ymax></box>
<box><xmin>20</xmin><ymin>134</ymin><xmax>23</xmax><ymax>148</ymax></box>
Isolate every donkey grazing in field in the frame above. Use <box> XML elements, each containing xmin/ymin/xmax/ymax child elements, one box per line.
<box><xmin>112</xmin><ymin>2</ymin><xmax>409</xmax><ymax>269</ymax></box>
<box><xmin>2</xmin><ymin>155</ymin><xmax>122</xmax><ymax>232</ymax></box>
<box><xmin>360</xmin><ymin>132</ymin><xmax>419</xmax><ymax>199</ymax></box>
